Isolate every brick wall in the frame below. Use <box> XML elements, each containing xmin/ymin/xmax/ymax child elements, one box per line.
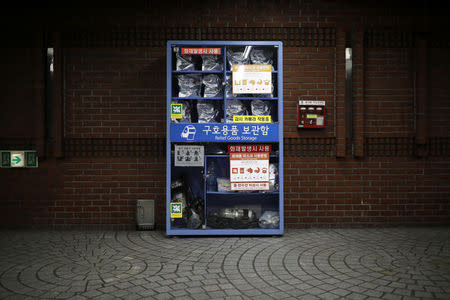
<box><xmin>65</xmin><ymin>47</ymin><xmax>166</xmax><ymax>139</ymax></box>
<box><xmin>284</xmin><ymin>157</ymin><xmax>450</xmax><ymax>226</ymax></box>
<box><xmin>284</xmin><ymin>47</ymin><xmax>336</xmax><ymax>137</ymax></box>
<box><xmin>57</xmin><ymin>158</ymin><xmax>165</xmax><ymax>228</ymax></box>
<box><xmin>0</xmin><ymin>0</ymin><xmax>449</xmax><ymax>229</ymax></box>
<box><xmin>430</xmin><ymin>47</ymin><xmax>450</xmax><ymax>136</ymax></box>
<box><xmin>365</xmin><ymin>48</ymin><xmax>414</xmax><ymax>137</ymax></box>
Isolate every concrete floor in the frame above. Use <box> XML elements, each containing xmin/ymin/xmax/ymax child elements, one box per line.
<box><xmin>0</xmin><ymin>227</ymin><xmax>449</xmax><ymax>299</ymax></box>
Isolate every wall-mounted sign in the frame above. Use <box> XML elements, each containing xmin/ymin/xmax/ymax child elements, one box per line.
<box><xmin>11</xmin><ymin>151</ymin><xmax>25</xmax><ymax>168</ymax></box>
<box><xmin>1</xmin><ymin>151</ymin><xmax>38</xmax><ymax>168</ymax></box>
<box><xmin>232</xmin><ymin>64</ymin><xmax>272</xmax><ymax>94</ymax></box>
<box><xmin>171</xmin><ymin>123</ymin><xmax>279</xmax><ymax>142</ymax></box>
<box><xmin>228</xmin><ymin>145</ymin><xmax>270</xmax><ymax>191</ymax></box>
<box><xmin>174</xmin><ymin>145</ymin><xmax>204</xmax><ymax>167</ymax></box>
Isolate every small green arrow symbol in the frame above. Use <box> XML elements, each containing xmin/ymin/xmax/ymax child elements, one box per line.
<box><xmin>12</xmin><ymin>156</ymin><xmax>21</xmax><ymax>165</ymax></box>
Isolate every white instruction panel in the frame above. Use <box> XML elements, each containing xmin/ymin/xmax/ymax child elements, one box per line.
<box><xmin>174</xmin><ymin>145</ymin><xmax>204</xmax><ymax>167</ymax></box>
<box><xmin>230</xmin><ymin>152</ymin><xmax>269</xmax><ymax>191</ymax></box>
<box><xmin>232</xmin><ymin>65</ymin><xmax>272</xmax><ymax>94</ymax></box>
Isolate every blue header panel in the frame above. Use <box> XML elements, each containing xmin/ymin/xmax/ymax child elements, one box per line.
<box><xmin>171</xmin><ymin>123</ymin><xmax>279</xmax><ymax>142</ymax></box>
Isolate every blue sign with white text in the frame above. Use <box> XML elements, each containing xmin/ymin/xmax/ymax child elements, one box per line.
<box><xmin>171</xmin><ymin>123</ymin><xmax>279</xmax><ymax>142</ymax></box>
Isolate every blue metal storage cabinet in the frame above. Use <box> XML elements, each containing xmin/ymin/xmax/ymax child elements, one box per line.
<box><xmin>166</xmin><ymin>41</ymin><xmax>283</xmax><ymax>235</ymax></box>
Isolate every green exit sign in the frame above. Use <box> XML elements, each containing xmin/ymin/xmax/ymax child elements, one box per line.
<box><xmin>1</xmin><ymin>151</ymin><xmax>10</xmax><ymax>167</ymax></box>
<box><xmin>25</xmin><ymin>151</ymin><xmax>38</xmax><ymax>167</ymax></box>
<box><xmin>0</xmin><ymin>151</ymin><xmax>38</xmax><ymax>168</ymax></box>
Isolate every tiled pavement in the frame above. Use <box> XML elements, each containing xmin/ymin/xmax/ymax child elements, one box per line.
<box><xmin>0</xmin><ymin>227</ymin><xmax>449</xmax><ymax>299</ymax></box>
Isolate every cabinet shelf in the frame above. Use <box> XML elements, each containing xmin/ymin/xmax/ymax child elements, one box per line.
<box><xmin>207</xmin><ymin>191</ymin><xmax>279</xmax><ymax>195</ymax></box>
<box><xmin>225</xmin><ymin>70</ymin><xmax>278</xmax><ymax>74</ymax></box>
<box><xmin>172</xmin><ymin>97</ymin><xmax>223</xmax><ymax>100</ymax></box>
<box><xmin>225</xmin><ymin>97</ymin><xmax>278</xmax><ymax>100</ymax></box>
<box><xmin>172</xmin><ymin>97</ymin><xmax>278</xmax><ymax>100</ymax></box>
<box><xmin>205</xmin><ymin>154</ymin><xmax>279</xmax><ymax>157</ymax></box>
<box><xmin>173</xmin><ymin>70</ymin><xmax>223</xmax><ymax>74</ymax></box>
<box><xmin>168</xmin><ymin>227</ymin><xmax>282</xmax><ymax>235</ymax></box>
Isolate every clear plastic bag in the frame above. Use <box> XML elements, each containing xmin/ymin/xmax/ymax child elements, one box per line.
<box><xmin>197</xmin><ymin>100</ymin><xmax>218</xmax><ymax>123</ymax></box>
<box><xmin>178</xmin><ymin>74</ymin><xmax>201</xmax><ymax>98</ymax></box>
<box><xmin>187</xmin><ymin>209</ymin><xmax>202</xmax><ymax>229</ymax></box>
<box><xmin>217</xmin><ymin>177</ymin><xmax>231</xmax><ymax>192</ymax></box>
<box><xmin>251</xmin><ymin>100</ymin><xmax>272</xmax><ymax>117</ymax></box>
<box><xmin>227</xmin><ymin>48</ymin><xmax>250</xmax><ymax>68</ymax></box>
<box><xmin>258</xmin><ymin>211</ymin><xmax>280</xmax><ymax>229</ymax></box>
<box><xmin>202</xmin><ymin>74</ymin><xmax>222</xmax><ymax>98</ymax></box>
<box><xmin>171</xmin><ymin>100</ymin><xmax>191</xmax><ymax>123</ymax></box>
<box><xmin>250</xmin><ymin>47</ymin><xmax>274</xmax><ymax>69</ymax></box>
<box><xmin>225</xmin><ymin>75</ymin><xmax>239</xmax><ymax>98</ymax></box>
<box><xmin>269</xmin><ymin>163</ymin><xmax>279</xmax><ymax>191</ymax></box>
<box><xmin>176</xmin><ymin>52</ymin><xmax>195</xmax><ymax>71</ymax></box>
<box><xmin>202</xmin><ymin>55</ymin><xmax>223</xmax><ymax>71</ymax></box>
<box><xmin>226</xmin><ymin>99</ymin><xmax>247</xmax><ymax>123</ymax></box>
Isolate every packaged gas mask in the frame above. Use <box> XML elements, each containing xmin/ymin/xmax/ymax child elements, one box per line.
<box><xmin>258</xmin><ymin>211</ymin><xmax>280</xmax><ymax>229</ymax></box>
<box><xmin>178</xmin><ymin>74</ymin><xmax>201</xmax><ymax>98</ymax></box>
<box><xmin>225</xmin><ymin>75</ymin><xmax>239</xmax><ymax>98</ymax></box>
<box><xmin>176</xmin><ymin>52</ymin><xmax>195</xmax><ymax>71</ymax></box>
<box><xmin>202</xmin><ymin>55</ymin><xmax>223</xmax><ymax>71</ymax></box>
<box><xmin>269</xmin><ymin>163</ymin><xmax>279</xmax><ymax>191</ymax></box>
<box><xmin>197</xmin><ymin>100</ymin><xmax>218</xmax><ymax>123</ymax></box>
<box><xmin>202</xmin><ymin>74</ymin><xmax>222</xmax><ymax>98</ymax></box>
<box><xmin>171</xmin><ymin>100</ymin><xmax>191</xmax><ymax>123</ymax></box>
<box><xmin>251</xmin><ymin>100</ymin><xmax>272</xmax><ymax>120</ymax></box>
<box><xmin>250</xmin><ymin>47</ymin><xmax>274</xmax><ymax>69</ymax></box>
<box><xmin>227</xmin><ymin>48</ymin><xmax>250</xmax><ymax>68</ymax></box>
<box><xmin>186</xmin><ymin>209</ymin><xmax>202</xmax><ymax>229</ymax></box>
<box><xmin>226</xmin><ymin>99</ymin><xmax>247</xmax><ymax>123</ymax></box>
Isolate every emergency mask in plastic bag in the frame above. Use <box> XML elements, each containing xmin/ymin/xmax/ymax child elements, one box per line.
<box><xmin>225</xmin><ymin>75</ymin><xmax>239</xmax><ymax>98</ymax></box>
<box><xmin>202</xmin><ymin>74</ymin><xmax>222</xmax><ymax>98</ymax></box>
<box><xmin>269</xmin><ymin>163</ymin><xmax>279</xmax><ymax>191</ymax></box>
<box><xmin>250</xmin><ymin>48</ymin><xmax>274</xmax><ymax>69</ymax></box>
<box><xmin>251</xmin><ymin>100</ymin><xmax>272</xmax><ymax>118</ymax></box>
<box><xmin>227</xmin><ymin>48</ymin><xmax>250</xmax><ymax>68</ymax></box>
<box><xmin>226</xmin><ymin>99</ymin><xmax>247</xmax><ymax>123</ymax></box>
<box><xmin>186</xmin><ymin>209</ymin><xmax>202</xmax><ymax>229</ymax></box>
<box><xmin>176</xmin><ymin>52</ymin><xmax>195</xmax><ymax>71</ymax></box>
<box><xmin>258</xmin><ymin>211</ymin><xmax>279</xmax><ymax>229</ymax></box>
<box><xmin>178</xmin><ymin>74</ymin><xmax>201</xmax><ymax>97</ymax></box>
<box><xmin>202</xmin><ymin>55</ymin><xmax>223</xmax><ymax>71</ymax></box>
<box><xmin>197</xmin><ymin>100</ymin><xmax>218</xmax><ymax>123</ymax></box>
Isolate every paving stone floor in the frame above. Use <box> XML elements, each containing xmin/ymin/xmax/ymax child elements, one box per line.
<box><xmin>0</xmin><ymin>227</ymin><xmax>449</xmax><ymax>299</ymax></box>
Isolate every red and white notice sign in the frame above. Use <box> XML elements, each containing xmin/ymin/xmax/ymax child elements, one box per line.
<box><xmin>181</xmin><ymin>48</ymin><xmax>221</xmax><ymax>55</ymax></box>
<box><xmin>228</xmin><ymin>145</ymin><xmax>271</xmax><ymax>191</ymax></box>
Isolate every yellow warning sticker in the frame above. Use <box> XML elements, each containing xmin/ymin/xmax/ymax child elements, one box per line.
<box><xmin>170</xmin><ymin>202</ymin><xmax>183</xmax><ymax>218</ymax></box>
<box><xmin>171</xmin><ymin>103</ymin><xmax>183</xmax><ymax>119</ymax></box>
<box><xmin>232</xmin><ymin>65</ymin><xmax>272</xmax><ymax>72</ymax></box>
<box><xmin>233</xmin><ymin>115</ymin><xmax>271</xmax><ymax>123</ymax></box>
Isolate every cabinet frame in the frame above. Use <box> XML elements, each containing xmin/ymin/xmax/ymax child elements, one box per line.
<box><xmin>166</xmin><ymin>41</ymin><xmax>283</xmax><ymax>235</ymax></box>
